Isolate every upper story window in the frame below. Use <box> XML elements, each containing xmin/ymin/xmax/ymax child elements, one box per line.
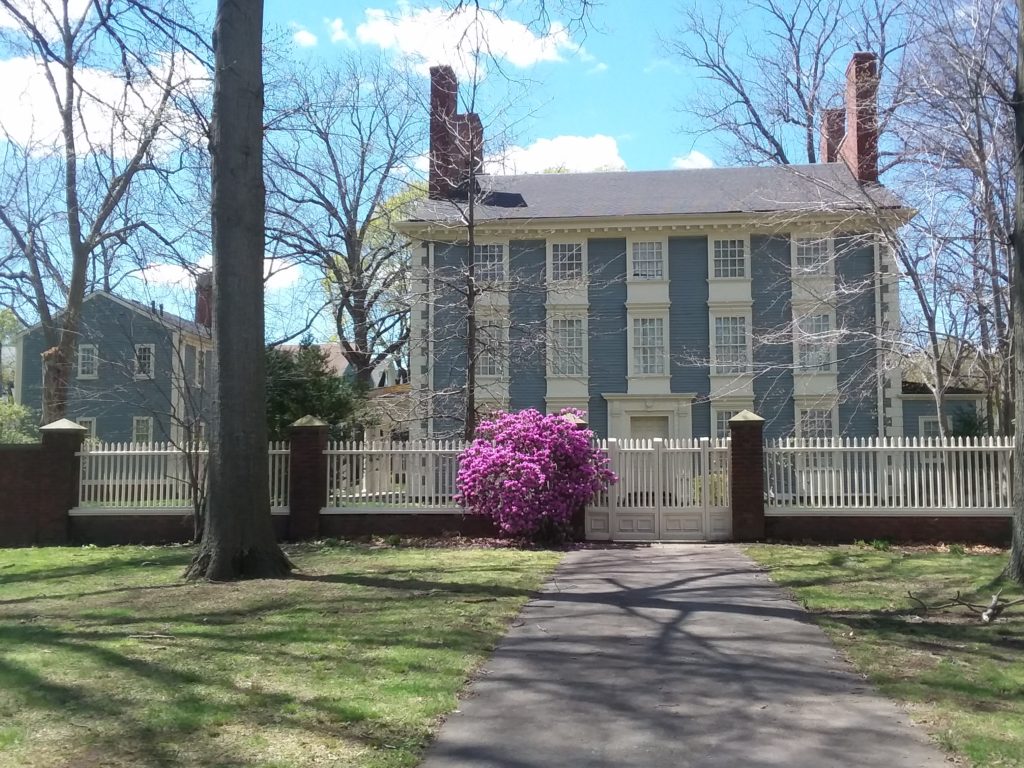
<box><xmin>476</xmin><ymin>318</ymin><xmax>506</xmax><ymax>379</ymax></box>
<box><xmin>714</xmin><ymin>316</ymin><xmax>748</xmax><ymax>374</ymax></box>
<box><xmin>196</xmin><ymin>348</ymin><xmax>208</xmax><ymax>387</ymax></box>
<box><xmin>549</xmin><ymin>317</ymin><xmax>585</xmax><ymax>376</ymax></box>
<box><xmin>796</xmin><ymin>314</ymin><xmax>832</xmax><ymax>371</ymax></box>
<box><xmin>133</xmin><ymin>344</ymin><xmax>155</xmax><ymax>380</ymax></box>
<box><xmin>794</xmin><ymin>236</ymin><xmax>830</xmax><ymax>274</ymax></box>
<box><xmin>551</xmin><ymin>243</ymin><xmax>584</xmax><ymax>281</ymax></box>
<box><xmin>77</xmin><ymin>344</ymin><xmax>98</xmax><ymax>379</ymax></box>
<box><xmin>798</xmin><ymin>408</ymin><xmax>834</xmax><ymax>439</ymax></box>
<box><xmin>631</xmin><ymin>241</ymin><xmax>664</xmax><ymax>280</ymax></box>
<box><xmin>713</xmin><ymin>239</ymin><xmax>746</xmax><ymax>278</ymax></box>
<box><xmin>632</xmin><ymin>317</ymin><xmax>666</xmax><ymax>375</ymax></box>
<box><xmin>473</xmin><ymin>244</ymin><xmax>505</xmax><ymax>283</ymax></box>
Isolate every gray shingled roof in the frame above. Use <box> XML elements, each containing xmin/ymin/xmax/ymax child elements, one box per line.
<box><xmin>405</xmin><ymin>162</ymin><xmax>906</xmax><ymax>224</ymax></box>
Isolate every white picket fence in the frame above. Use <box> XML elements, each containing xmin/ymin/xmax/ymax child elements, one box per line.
<box><xmin>323</xmin><ymin>439</ymin><xmax>467</xmax><ymax>513</ymax></box>
<box><xmin>764</xmin><ymin>436</ymin><xmax>1014</xmax><ymax>516</ymax></box>
<box><xmin>74</xmin><ymin>440</ymin><xmax>291</xmax><ymax>514</ymax></box>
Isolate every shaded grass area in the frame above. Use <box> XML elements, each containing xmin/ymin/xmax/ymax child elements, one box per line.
<box><xmin>746</xmin><ymin>544</ymin><xmax>1024</xmax><ymax>768</ymax></box>
<box><xmin>0</xmin><ymin>543</ymin><xmax>562</xmax><ymax>767</ymax></box>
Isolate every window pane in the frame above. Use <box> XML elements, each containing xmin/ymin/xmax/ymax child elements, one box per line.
<box><xmin>77</xmin><ymin>345</ymin><xmax>97</xmax><ymax>377</ymax></box>
<box><xmin>631</xmin><ymin>241</ymin><xmax>663</xmax><ymax>279</ymax></box>
<box><xmin>134</xmin><ymin>345</ymin><xmax>154</xmax><ymax>377</ymax></box>
<box><xmin>713</xmin><ymin>239</ymin><xmax>745</xmax><ymax>278</ymax></box>
<box><xmin>133</xmin><ymin>417</ymin><xmax>152</xmax><ymax>444</ymax></box>
<box><xmin>714</xmin><ymin>316</ymin><xmax>747</xmax><ymax>374</ymax></box>
<box><xmin>795</xmin><ymin>237</ymin><xmax>829</xmax><ymax>273</ymax></box>
<box><xmin>551</xmin><ymin>317</ymin><xmax>584</xmax><ymax>376</ymax></box>
<box><xmin>633</xmin><ymin>317</ymin><xmax>665</xmax><ymax>375</ymax></box>
<box><xmin>476</xmin><ymin>320</ymin><xmax>505</xmax><ymax>377</ymax></box>
<box><xmin>799</xmin><ymin>408</ymin><xmax>833</xmax><ymax>438</ymax></box>
<box><xmin>473</xmin><ymin>244</ymin><xmax>505</xmax><ymax>282</ymax></box>
<box><xmin>552</xmin><ymin>243</ymin><xmax>583</xmax><ymax>281</ymax></box>
<box><xmin>796</xmin><ymin>314</ymin><xmax>831</xmax><ymax>371</ymax></box>
<box><xmin>715</xmin><ymin>410</ymin><xmax>737</xmax><ymax>439</ymax></box>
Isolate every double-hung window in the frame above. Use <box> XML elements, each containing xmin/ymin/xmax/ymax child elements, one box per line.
<box><xmin>631</xmin><ymin>241</ymin><xmax>664</xmax><ymax>280</ymax></box>
<box><xmin>550</xmin><ymin>317</ymin><xmax>585</xmax><ymax>376</ymax></box>
<box><xmin>799</xmin><ymin>408</ymin><xmax>834</xmax><ymax>439</ymax></box>
<box><xmin>77</xmin><ymin>344</ymin><xmax>98</xmax><ymax>379</ymax></box>
<box><xmin>796</xmin><ymin>314</ymin><xmax>832</xmax><ymax>371</ymax></box>
<box><xmin>632</xmin><ymin>317</ymin><xmax>665</xmax><ymax>375</ymax></box>
<box><xmin>551</xmin><ymin>243</ymin><xmax>583</xmax><ymax>281</ymax></box>
<box><xmin>132</xmin><ymin>416</ymin><xmax>153</xmax><ymax>444</ymax></box>
<box><xmin>713</xmin><ymin>239</ymin><xmax>746</xmax><ymax>278</ymax></box>
<box><xmin>473</xmin><ymin>244</ymin><xmax>505</xmax><ymax>283</ymax></box>
<box><xmin>476</xmin><ymin>319</ymin><xmax>506</xmax><ymax>378</ymax></box>
<box><xmin>714</xmin><ymin>410</ymin><xmax>737</xmax><ymax>439</ymax></box>
<box><xmin>795</xmin><ymin>236</ymin><xmax>830</xmax><ymax>274</ymax></box>
<box><xmin>133</xmin><ymin>344</ymin><xmax>155</xmax><ymax>379</ymax></box>
<box><xmin>714</xmin><ymin>317</ymin><xmax>747</xmax><ymax>374</ymax></box>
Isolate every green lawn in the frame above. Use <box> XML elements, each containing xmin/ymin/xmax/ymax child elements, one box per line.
<box><xmin>0</xmin><ymin>542</ymin><xmax>562</xmax><ymax>768</ymax></box>
<box><xmin>747</xmin><ymin>544</ymin><xmax>1024</xmax><ymax>767</ymax></box>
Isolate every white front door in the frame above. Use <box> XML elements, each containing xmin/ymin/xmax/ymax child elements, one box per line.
<box><xmin>630</xmin><ymin>415</ymin><xmax>669</xmax><ymax>439</ymax></box>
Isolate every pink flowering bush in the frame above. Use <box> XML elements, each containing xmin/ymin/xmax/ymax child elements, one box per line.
<box><xmin>456</xmin><ymin>408</ymin><xmax>616</xmax><ymax>541</ymax></box>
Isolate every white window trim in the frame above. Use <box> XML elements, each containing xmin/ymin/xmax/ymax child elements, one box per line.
<box><xmin>132</xmin><ymin>416</ymin><xmax>154</xmax><ymax>445</ymax></box>
<box><xmin>626</xmin><ymin>235</ymin><xmax>669</xmax><ymax>283</ymax></box>
<box><xmin>794</xmin><ymin>402</ymin><xmax>840</xmax><ymax>438</ymax></box>
<box><xmin>76</xmin><ymin>344</ymin><xmax>98</xmax><ymax>380</ymax></box>
<box><xmin>629</xmin><ymin>312</ymin><xmax>670</xmax><ymax>377</ymax></box>
<box><xmin>709</xmin><ymin>307</ymin><xmax>753</xmax><ymax>377</ymax></box>
<box><xmin>76</xmin><ymin>417</ymin><xmax>97</xmax><ymax>440</ymax></box>
<box><xmin>708</xmin><ymin>233</ymin><xmax>751</xmax><ymax>281</ymax></box>
<box><xmin>546</xmin><ymin>313</ymin><xmax>588</xmax><ymax>379</ymax></box>
<box><xmin>194</xmin><ymin>346</ymin><xmax>209</xmax><ymax>388</ymax></box>
<box><xmin>133</xmin><ymin>343</ymin><xmax>156</xmax><ymax>380</ymax></box>
<box><xmin>791</xmin><ymin>232</ymin><xmax>836</xmax><ymax>277</ymax></box>
<box><xmin>710</xmin><ymin>399</ymin><xmax>754</xmax><ymax>439</ymax></box>
<box><xmin>791</xmin><ymin>308</ymin><xmax>838</xmax><ymax>375</ymax></box>
<box><xmin>472</xmin><ymin>240</ymin><xmax>509</xmax><ymax>286</ymax></box>
<box><xmin>919</xmin><ymin>415</ymin><xmax>952</xmax><ymax>438</ymax></box>
<box><xmin>547</xmin><ymin>239</ymin><xmax>588</xmax><ymax>284</ymax></box>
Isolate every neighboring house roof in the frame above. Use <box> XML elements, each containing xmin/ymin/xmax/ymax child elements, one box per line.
<box><xmin>16</xmin><ymin>290</ymin><xmax>210</xmax><ymax>340</ymax></box>
<box><xmin>902</xmin><ymin>381</ymin><xmax>984</xmax><ymax>397</ymax></box>
<box><xmin>403</xmin><ymin>163</ymin><xmax>907</xmax><ymax>225</ymax></box>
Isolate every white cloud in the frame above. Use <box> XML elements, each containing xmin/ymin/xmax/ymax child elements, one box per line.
<box><xmin>292</xmin><ymin>27</ymin><xmax>318</xmax><ymax>47</ymax></box>
<box><xmin>0</xmin><ymin>52</ymin><xmax>207</xmax><ymax>158</ymax></box>
<box><xmin>355</xmin><ymin>5</ymin><xmax>583</xmax><ymax>77</ymax></box>
<box><xmin>326</xmin><ymin>17</ymin><xmax>349</xmax><ymax>43</ymax></box>
<box><xmin>136</xmin><ymin>254</ymin><xmax>301</xmax><ymax>293</ymax></box>
<box><xmin>588</xmin><ymin>62</ymin><xmax>608</xmax><ymax>75</ymax></box>
<box><xmin>488</xmin><ymin>135</ymin><xmax>626</xmax><ymax>174</ymax></box>
<box><xmin>0</xmin><ymin>0</ymin><xmax>91</xmax><ymax>38</ymax></box>
<box><xmin>671</xmin><ymin>150</ymin><xmax>714</xmax><ymax>170</ymax></box>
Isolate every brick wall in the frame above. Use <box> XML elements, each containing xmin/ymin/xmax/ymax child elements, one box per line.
<box><xmin>765</xmin><ymin>516</ymin><xmax>1010</xmax><ymax>546</ymax></box>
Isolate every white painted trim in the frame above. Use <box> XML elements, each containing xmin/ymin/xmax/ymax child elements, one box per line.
<box><xmin>546</xmin><ymin>238</ymin><xmax>588</xmax><ymax>284</ymax></box>
<box><xmin>76</xmin><ymin>343</ymin><xmax>99</xmax><ymax>380</ymax></box>
<box><xmin>794</xmin><ymin>401</ymin><xmax>840</xmax><ymax>438</ymax></box>
<box><xmin>627</xmin><ymin>311</ymin><xmax>670</xmax><ymax>380</ymax></box>
<box><xmin>546</xmin><ymin>311</ymin><xmax>588</xmax><ymax>379</ymax></box>
<box><xmin>132</xmin><ymin>416</ymin><xmax>154</xmax><ymax>444</ymax></box>
<box><xmin>709</xmin><ymin>308</ymin><xmax>752</xmax><ymax>377</ymax></box>
<box><xmin>707</xmin><ymin>232</ymin><xmax>751</xmax><ymax>279</ymax></box>
<box><xmin>790</xmin><ymin>231</ymin><xmax>836</xmax><ymax>277</ymax></box>
<box><xmin>901</xmin><ymin>393</ymin><xmax>984</xmax><ymax>401</ymax></box>
<box><xmin>765</xmin><ymin>507</ymin><xmax>1010</xmax><ymax>518</ymax></box>
<box><xmin>791</xmin><ymin>308</ymin><xmax>838</xmax><ymax>375</ymax></box>
<box><xmin>133</xmin><ymin>343</ymin><xmax>156</xmax><ymax>380</ymax></box>
<box><xmin>626</xmin><ymin>235</ymin><xmax>669</xmax><ymax>282</ymax></box>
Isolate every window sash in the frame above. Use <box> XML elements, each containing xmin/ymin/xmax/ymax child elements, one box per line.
<box><xmin>714</xmin><ymin>317</ymin><xmax>747</xmax><ymax>374</ymax></box>
<box><xmin>132</xmin><ymin>417</ymin><xmax>153</xmax><ymax>444</ymax></box>
<box><xmin>799</xmin><ymin>408</ymin><xmax>834</xmax><ymax>439</ymax></box>
<box><xmin>713</xmin><ymin>239</ymin><xmax>746</xmax><ymax>278</ymax></box>
<box><xmin>473</xmin><ymin>244</ymin><xmax>505</xmax><ymax>283</ymax></box>
<box><xmin>551</xmin><ymin>243</ymin><xmax>583</xmax><ymax>281</ymax></box>
<box><xmin>550</xmin><ymin>318</ymin><xmax>584</xmax><ymax>376</ymax></box>
<box><xmin>476</xmin><ymin>321</ymin><xmax>505</xmax><ymax>378</ymax></box>
<box><xmin>796</xmin><ymin>314</ymin><xmax>832</xmax><ymax>371</ymax></box>
<box><xmin>714</xmin><ymin>410</ymin><xmax>737</xmax><ymax>439</ymax></box>
<box><xmin>631</xmin><ymin>241</ymin><xmax>663</xmax><ymax>280</ymax></box>
<box><xmin>633</xmin><ymin>317</ymin><xmax>665</xmax><ymax>375</ymax></box>
<box><xmin>133</xmin><ymin>345</ymin><xmax>155</xmax><ymax>378</ymax></box>
<box><xmin>795</xmin><ymin>237</ymin><xmax>829</xmax><ymax>273</ymax></box>
<box><xmin>77</xmin><ymin>344</ymin><xmax>98</xmax><ymax>378</ymax></box>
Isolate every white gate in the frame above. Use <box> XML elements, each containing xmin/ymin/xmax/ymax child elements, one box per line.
<box><xmin>586</xmin><ymin>438</ymin><xmax>731</xmax><ymax>541</ymax></box>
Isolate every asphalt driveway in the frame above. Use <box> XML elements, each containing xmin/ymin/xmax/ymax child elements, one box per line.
<box><xmin>420</xmin><ymin>545</ymin><xmax>950</xmax><ymax>768</ymax></box>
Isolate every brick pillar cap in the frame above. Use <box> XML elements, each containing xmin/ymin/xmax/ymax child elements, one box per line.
<box><xmin>728</xmin><ymin>410</ymin><xmax>764</xmax><ymax>423</ymax></box>
<box><xmin>40</xmin><ymin>419</ymin><xmax>88</xmax><ymax>433</ymax></box>
<box><xmin>290</xmin><ymin>415</ymin><xmax>328</xmax><ymax>428</ymax></box>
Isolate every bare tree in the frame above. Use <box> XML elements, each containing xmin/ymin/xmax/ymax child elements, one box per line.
<box><xmin>185</xmin><ymin>0</ymin><xmax>291</xmax><ymax>581</ymax></box>
<box><xmin>265</xmin><ymin>55</ymin><xmax>421</xmax><ymax>389</ymax></box>
<box><xmin>0</xmin><ymin>0</ymin><xmax>208</xmax><ymax>423</ymax></box>
<box><xmin>1009</xmin><ymin>0</ymin><xmax>1023</xmax><ymax>584</ymax></box>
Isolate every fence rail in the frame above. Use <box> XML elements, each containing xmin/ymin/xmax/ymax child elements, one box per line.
<box><xmin>323</xmin><ymin>440</ymin><xmax>468</xmax><ymax>513</ymax></box>
<box><xmin>764</xmin><ymin>436</ymin><xmax>1014</xmax><ymax>516</ymax></box>
<box><xmin>76</xmin><ymin>440</ymin><xmax>291</xmax><ymax>512</ymax></box>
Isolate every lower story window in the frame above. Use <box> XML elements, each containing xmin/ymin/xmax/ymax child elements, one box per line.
<box><xmin>550</xmin><ymin>317</ymin><xmax>585</xmax><ymax>376</ymax></box>
<box><xmin>76</xmin><ymin>417</ymin><xmax>97</xmax><ymax>440</ymax></box>
<box><xmin>132</xmin><ymin>416</ymin><xmax>153</xmax><ymax>444</ymax></box>
<box><xmin>714</xmin><ymin>410</ymin><xmax>737</xmax><ymax>439</ymax></box>
<box><xmin>476</xmin><ymin>319</ymin><xmax>506</xmax><ymax>378</ymax></box>
<box><xmin>798</xmin><ymin>408</ymin><xmax>834</xmax><ymax>439</ymax></box>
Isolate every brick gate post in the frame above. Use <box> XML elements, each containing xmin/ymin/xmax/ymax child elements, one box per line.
<box><xmin>288</xmin><ymin>416</ymin><xmax>329</xmax><ymax>541</ymax></box>
<box><xmin>728</xmin><ymin>410</ymin><xmax>765</xmax><ymax>541</ymax></box>
<box><xmin>39</xmin><ymin>419</ymin><xmax>87</xmax><ymax>545</ymax></box>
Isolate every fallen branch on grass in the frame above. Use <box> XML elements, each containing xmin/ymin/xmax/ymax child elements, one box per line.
<box><xmin>907</xmin><ymin>590</ymin><xmax>1024</xmax><ymax>623</ymax></box>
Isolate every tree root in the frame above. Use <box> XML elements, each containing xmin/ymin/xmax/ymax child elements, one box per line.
<box><xmin>907</xmin><ymin>589</ymin><xmax>1024</xmax><ymax>623</ymax></box>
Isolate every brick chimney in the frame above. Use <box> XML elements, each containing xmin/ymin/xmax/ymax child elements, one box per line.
<box><xmin>819</xmin><ymin>107</ymin><xmax>846</xmax><ymax>163</ymax></box>
<box><xmin>428</xmin><ymin>65</ymin><xmax>483</xmax><ymax>200</ymax></box>
<box><xmin>195</xmin><ymin>270</ymin><xmax>213</xmax><ymax>329</ymax></box>
<box><xmin>839</xmin><ymin>52</ymin><xmax>879</xmax><ymax>183</ymax></box>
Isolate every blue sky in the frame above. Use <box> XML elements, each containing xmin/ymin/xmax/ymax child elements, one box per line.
<box><xmin>263</xmin><ymin>0</ymin><xmax>718</xmax><ymax>173</ymax></box>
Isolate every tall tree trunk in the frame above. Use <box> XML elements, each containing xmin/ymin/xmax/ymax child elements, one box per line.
<box><xmin>1009</xmin><ymin>0</ymin><xmax>1024</xmax><ymax>584</ymax></box>
<box><xmin>186</xmin><ymin>0</ymin><xmax>291</xmax><ymax>581</ymax></box>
